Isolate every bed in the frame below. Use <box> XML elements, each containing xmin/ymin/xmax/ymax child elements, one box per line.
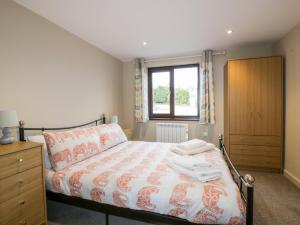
<box><xmin>19</xmin><ymin>115</ymin><xmax>254</xmax><ymax>225</ymax></box>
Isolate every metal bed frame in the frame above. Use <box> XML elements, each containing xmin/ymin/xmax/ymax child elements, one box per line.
<box><xmin>19</xmin><ymin>115</ymin><xmax>254</xmax><ymax>225</ymax></box>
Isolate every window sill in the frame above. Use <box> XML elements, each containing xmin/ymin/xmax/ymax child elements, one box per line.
<box><xmin>149</xmin><ymin>117</ymin><xmax>199</xmax><ymax>122</ymax></box>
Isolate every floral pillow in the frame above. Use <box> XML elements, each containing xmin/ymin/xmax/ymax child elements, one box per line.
<box><xmin>97</xmin><ymin>123</ymin><xmax>128</xmax><ymax>151</ymax></box>
<box><xmin>44</xmin><ymin>124</ymin><xmax>127</xmax><ymax>171</ymax></box>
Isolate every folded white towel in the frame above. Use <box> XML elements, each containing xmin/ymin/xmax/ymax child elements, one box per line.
<box><xmin>177</xmin><ymin>139</ymin><xmax>206</xmax><ymax>150</ymax></box>
<box><xmin>172</xmin><ymin>156</ymin><xmax>212</xmax><ymax>171</ymax></box>
<box><xmin>171</xmin><ymin>143</ymin><xmax>215</xmax><ymax>155</ymax></box>
<box><xmin>195</xmin><ymin>169</ymin><xmax>223</xmax><ymax>182</ymax></box>
<box><xmin>168</xmin><ymin>161</ymin><xmax>222</xmax><ymax>183</ymax></box>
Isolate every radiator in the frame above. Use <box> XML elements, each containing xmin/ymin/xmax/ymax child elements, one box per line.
<box><xmin>156</xmin><ymin>123</ymin><xmax>188</xmax><ymax>143</ymax></box>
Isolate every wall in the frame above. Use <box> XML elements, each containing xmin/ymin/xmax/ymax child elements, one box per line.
<box><xmin>122</xmin><ymin>44</ymin><xmax>273</xmax><ymax>145</ymax></box>
<box><xmin>273</xmin><ymin>23</ymin><xmax>300</xmax><ymax>187</ymax></box>
<box><xmin>0</xmin><ymin>0</ymin><xmax>123</xmax><ymax>132</ymax></box>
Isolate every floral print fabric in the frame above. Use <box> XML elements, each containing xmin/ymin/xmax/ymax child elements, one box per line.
<box><xmin>199</xmin><ymin>50</ymin><xmax>216</xmax><ymax>124</ymax></box>
<box><xmin>134</xmin><ymin>58</ymin><xmax>149</xmax><ymax>123</ymax></box>
<box><xmin>46</xmin><ymin>141</ymin><xmax>245</xmax><ymax>224</ymax></box>
<box><xmin>44</xmin><ymin>124</ymin><xmax>127</xmax><ymax>171</ymax></box>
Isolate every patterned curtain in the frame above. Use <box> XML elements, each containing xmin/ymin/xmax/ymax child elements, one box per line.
<box><xmin>134</xmin><ymin>58</ymin><xmax>149</xmax><ymax>122</ymax></box>
<box><xmin>199</xmin><ymin>50</ymin><xmax>215</xmax><ymax>124</ymax></box>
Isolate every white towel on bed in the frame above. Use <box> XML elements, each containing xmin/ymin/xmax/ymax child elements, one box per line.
<box><xmin>177</xmin><ymin>139</ymin><xmax>206</xmax><ymax>150</ymax></box>
<box><xmin>168</xmin><ymin>161</ymin><xmax>222</xmax><ymax>183</ymax></box>
<box><xmin>172</xmin><ymin>156</ymin><xmax>212</xmax><ymax>171</ymax></box>
<box><xmin>195</xmin><ymin>169</ymin><xmax>223</xmax><ymax>183</ymax></box>
<box><xmin>171</xmin><ymin>143</ymin><xmax>215</xmax><ymax>155</ymax></box>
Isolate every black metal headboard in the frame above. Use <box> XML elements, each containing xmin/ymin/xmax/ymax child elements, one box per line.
<box><xmin>19</xmin><ymin>114</ymin><xmax>106</xmax><ymax>141</ymax></box>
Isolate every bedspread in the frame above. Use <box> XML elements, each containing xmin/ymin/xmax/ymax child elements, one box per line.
<box><xmin>45</xmin><ymin>141</ymin><xmax>245</xmax><ymax>225</ymax></box>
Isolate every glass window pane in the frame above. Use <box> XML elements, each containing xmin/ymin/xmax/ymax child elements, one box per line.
<box><xmin>174</xmin><ymin>67</ymin><xmax>198</xmax><ymax>116</ymax></box>
<box><xmin>152</xmin><ymin>71</ymin><xmax>170</xmax><ymax>114</ymax></box>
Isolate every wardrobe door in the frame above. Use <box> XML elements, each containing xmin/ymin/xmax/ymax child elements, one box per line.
<box><xmin>228</xmin><ymin>60</ymin><xmax>254</xmax><ymax>135</ymax></box>
<box><xmin>253</xmin><ymin>57</ymin><xmax>283</xmax><ymax>136</ymax></box>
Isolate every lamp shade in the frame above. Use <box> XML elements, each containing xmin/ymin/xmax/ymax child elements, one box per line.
<box><xmin>0</xmin><ymin>110</ymin><xmax>19</xmax><ymax>128</ymax></box>
<box><xmin>111</xmin><ymin>115</ymin><xmax>118</xmax><ymax>124</ymax></box>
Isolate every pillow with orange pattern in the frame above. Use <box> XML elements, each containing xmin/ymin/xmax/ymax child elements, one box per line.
<box><xmin>97</xmin><ymin>123</ymin><xmax>128</xmax><ymax>150</ymax></box>
<box><xmin>44</xmin><ymin>124</ymin><xmax>127</xmax><ymax>171</ymax></box>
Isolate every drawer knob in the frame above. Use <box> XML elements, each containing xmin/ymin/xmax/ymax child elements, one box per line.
<box><xmin>18</xmin><ymin>158</ymin><xmax>23</xmax><ymax>163</ymax></box>
<box><xmin>19</xmin><ymin>200</ymin><xmax>25</xmax><ymax>205</ymax></box>
<box><xmin>18</xmin><ymin>179</ymin><xmax>24</xmax><ymax>184</ymax></box>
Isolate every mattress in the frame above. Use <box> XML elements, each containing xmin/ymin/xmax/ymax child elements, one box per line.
<box><xmin>45</xmin><ymin>141</ymin><xmax>245</xmax><ymax>225</ymax></box>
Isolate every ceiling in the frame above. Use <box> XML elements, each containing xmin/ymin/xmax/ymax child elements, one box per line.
<box><xmin>15</xmin><ymin>0</ymin><xmax>300</xmax><ymax>61</ymax></box>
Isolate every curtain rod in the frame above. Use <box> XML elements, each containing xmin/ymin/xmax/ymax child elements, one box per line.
<box><xmin>144</xmin><ymin>50</ymin><xmax>226</xmax><ymax>63</ymax></box>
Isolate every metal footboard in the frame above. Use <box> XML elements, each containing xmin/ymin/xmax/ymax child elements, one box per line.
<box><xmin>218</xmin><ymin>134</ymin><xmax>254</xmax><ymax>225</ymax></box>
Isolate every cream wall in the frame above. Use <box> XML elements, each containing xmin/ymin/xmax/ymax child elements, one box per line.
<box><xmin>1</xmin><ymin>0</ymin><xmax>298</xmax><ymax>186</ymax></box>
<box><xmin>273</xmin><ymin>23</ymin><xmax>300</xmax><ymax>186</ymax></box>
<box><xmin>122</xmin><ymin>44</ymin><xmax>273</xmax><ymax>145</ymax></box>
<box><xmin>0</xmin><ymin>0</ymin><xmax>123</xmax><ymax>130</ymax></box>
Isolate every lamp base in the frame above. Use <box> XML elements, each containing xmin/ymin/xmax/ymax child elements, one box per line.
<box><xmin>0</xmin><ymin>127</ymin><xmax>15</xmax><ymax>145</ymax></box>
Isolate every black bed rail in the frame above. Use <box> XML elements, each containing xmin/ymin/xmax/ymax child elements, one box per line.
<box><xmin>18</xmin><ymin>121</ymin><xmax>254</xmax><ymax>225</ymax></box>
<box><xmin>218</xmin><ymin>134</ymin><xmax>254</xmax><ymax>225</ymax></box>
<box><xmin>19</xmin><ymin>114</ymin><xmax>106</xmax><ymax>141</ymax></box>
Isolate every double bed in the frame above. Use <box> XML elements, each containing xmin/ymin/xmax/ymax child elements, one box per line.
<box><xmin>19</xmin><ymin>115</ymin><xmax>254</xmax><ymax>225</ymax></box>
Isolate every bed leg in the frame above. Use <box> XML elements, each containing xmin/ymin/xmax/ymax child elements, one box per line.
<box><xmin>105</xmin><ymin>213</ymin><xmax>109</xmax><ymax>225</ymax></box>
<box><xmin>218</xmin><ymin>134</ymin><xmax>224</xmax><ymax>154</ymax></box>
<box><xmin>245</xmin><ymin>174</ymin><xmax>255</xmax><ymax>225</ymax></box>
<box><xmin>19</xmin><ymin>121</ymin><xmax>25</xmax><ymax>141</ymax></box>
<box><xmin>218</xmin><ymin>134</ymin><xmax>222</xmax><ymax>149</ymax></box>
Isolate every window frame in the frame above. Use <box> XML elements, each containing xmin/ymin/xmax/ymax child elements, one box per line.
<box><xmin>148</xmin><ymin>63</ymin><xmax>200</xmax><ymax>121</ymax></box>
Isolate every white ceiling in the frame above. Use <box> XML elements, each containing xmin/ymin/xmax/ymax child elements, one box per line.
<box><xmin>15</xmin><ymin>0</ymin><xmax>300</xmax><ymax>61</ymax></box>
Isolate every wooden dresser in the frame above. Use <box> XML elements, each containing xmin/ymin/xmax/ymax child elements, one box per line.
<box><xmin>122</xmin><ymin>128</ymin><xmax>133</xmax><ymax>140</ymax></box>
<box><xmin>0</xmin><ymin>142</ymin><xmax>47</xmax><ymax>225</ymax></box>
<box><xmin>224</xmin><ymin>56</ymin><xmax>283</xmax><ymax>172</ymax></box>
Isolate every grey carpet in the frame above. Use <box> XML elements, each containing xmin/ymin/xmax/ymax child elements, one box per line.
<box><xmin>247</xmin><ymin>171</ymin><xmax>300</xmax><ymax>225</ymax></box>
<box><xmin>47</xmin><ymin>171</ymin><xmax>300</xmax><ymax>225</ymax></box>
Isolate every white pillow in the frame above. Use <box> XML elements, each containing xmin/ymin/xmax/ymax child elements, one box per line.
<box><xmin>27</xmin><ymin>135</ymin><xmax>52</xmax><ymax>169</ymax></box>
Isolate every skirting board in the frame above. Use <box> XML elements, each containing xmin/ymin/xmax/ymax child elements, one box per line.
<box><xmin>284</xmin><ymin>169</ymin><xmax>300</xmax><ymax>189</ymax></box>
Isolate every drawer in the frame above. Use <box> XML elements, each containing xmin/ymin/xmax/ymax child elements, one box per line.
<box><xmin>0</xmin><ymin>147</ymin><xmax>42</xmax><ymax>180</ymax></box>
<box><xmin>0</xmin><ymin>166</ymin><xmax>43</xmax><ymax>203</ymax></box>
<box><xmin>230</xmin><ymin>145</ymin><xmax>281</xmax><ymax>169</ymax></box>
<box><xmin>231</xmin><ymin>154</ymin><xmax>281</xmax><ymax>170</ymax></box>
<box><xmin>230</xmin><ymin>135</ymin><xmax>281</xmax><ymax>146</ymax></box>
<box><xmin>230</xmin><ymin>145</ymin><xmax>281</xmax><ymax>157</ymax></box>
<box><xmin>0</xmin><ymin>185</ymin><xmax>45</xmax><ymax>225</ymax></box>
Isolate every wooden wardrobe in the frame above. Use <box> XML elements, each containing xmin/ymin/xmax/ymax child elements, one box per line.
<box><xmin>224</xmin><ymin>56</ymin><xmax>283</xmax><ymax>172</ymax></box>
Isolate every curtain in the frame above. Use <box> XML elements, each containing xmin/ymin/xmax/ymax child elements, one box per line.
<box><xmin>134</xmin><ymin>58</ymin><xmax>149</xmax><ymax>122</ymax></box>
<box><xmin>199</xmin><ymin>50</ymin><xmax>215</xmax><ymax>124</ymax></box>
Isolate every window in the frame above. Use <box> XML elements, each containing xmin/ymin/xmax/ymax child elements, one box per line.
<box><xmin>148</xmin><ymin>64</ymin><xmax>199</xmax><ymax>120</ymax></box>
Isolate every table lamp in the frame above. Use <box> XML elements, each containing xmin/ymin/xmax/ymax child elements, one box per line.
<box><xmin>111</xmin><ymin>115</ymin><xmax>118</xmax><ymax>124</ymax></box>
<box><xmin>0</xmin><ymin>110</ymin><xmax>19</xmax><ymax>144</ymax></box>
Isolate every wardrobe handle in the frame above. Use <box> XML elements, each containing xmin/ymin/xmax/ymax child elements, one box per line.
<box><xmin>19</xmin><ymin>200</ymin><xmax>25</xmax><ymax>205</ymax></box>
<box><xmin>257</xmin><ymin>112</ymin><xmax>262</xmax><ymax>119</ymax></box>
<box><xmin>17</xmin><ymin>179</ymin><xmax>24</xmax><ymax>184</ymax></box>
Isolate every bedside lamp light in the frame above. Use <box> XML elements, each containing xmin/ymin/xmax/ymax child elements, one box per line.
<box><xmin>111</xmin><ymin>115</ymin><xmax>118</xmax><ymax>124</ymax></box>
<box><xmin>0</xmin><ymin>110</ymin><xmax>19</xmax><ymax>144</ymax></box>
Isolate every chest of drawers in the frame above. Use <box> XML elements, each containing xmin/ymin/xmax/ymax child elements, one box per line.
<box><xmin>122</xmin><ymin>128</ymin><xmax>133</xmax><ymax>140</ymax></box>
<box><xmin>0</xmin><ymin>142</ymin><xmax>47</xmax><ymax>225</ymax></box>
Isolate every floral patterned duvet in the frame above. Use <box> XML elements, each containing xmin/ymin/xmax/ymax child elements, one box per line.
<box><xmin>45</xmin><ymin>141</ymin><xmax>245</xmax><ymax>225</ymax></box>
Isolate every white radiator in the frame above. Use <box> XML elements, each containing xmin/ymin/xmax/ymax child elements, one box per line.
<box><xmin>156</xmin><ymin>123</ymin><xmax>188</xmax><ymax>143</ymax></box>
